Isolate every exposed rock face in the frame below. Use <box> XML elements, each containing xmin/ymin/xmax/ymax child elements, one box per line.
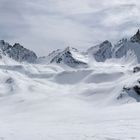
<box><xmin>0</xmin><ymin>40</ymin><xmax>37</xmax><ymax>63</ymax></box>
<box><xmin>112</xmin><ymin>31</ymin><xmax>140</xmax><ymax>63</ymax></box>
<box><xmin>94</xmin><ymin>40</ymin><xmax>112</xmax><ymax>62</ymax></box>
<box><xmin>50</xmin><ymin>47</ymin><xmax>88</xmax><ymax>67</ymax></box>
<box><xmin>120</xmin><ymin>85</ymin><xmax>140</xmax><ymax>102</ymax></box>
<box><xmin>86</xmin><ymin>30</ymin><xmax>140</xmax><ymax>63</ymax></box>
<box><xmin>130</xmin><ymin>29</ymin><xmax>140</xmax><ymax>43</ymax></box>
<box><xmin>123</xmin><ymin>85</ymin><xmax>140</xmax><ymax>96</ymax></box>
<box><xmin>133</xmin><ymin>66</ymin><xmax>140</xmax><ymax>73</ymax></box>
<box><xmin>133</xmin><ymin>85</ymin><xmax>140</xmax><ymax>95</ymax></box>
<box><xmin>113</xmin><ymin>38</ymin><xmax>128</xmax><ymax>58</ymax></box>
<box><xmin>1</xmin><ymin>29</ymin><xmax>140</xmax><ymax>65</ymax></box>
<box><xmin>87</xmin><ymin>40</ymin><xmax>112</xmax><ymax>62</ymax></box>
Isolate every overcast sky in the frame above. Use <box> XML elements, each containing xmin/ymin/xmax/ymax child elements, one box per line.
<box><xmin>0</xmin><ymin>0</ymin><xmax>140</xmax><ymax>56</ymax></box>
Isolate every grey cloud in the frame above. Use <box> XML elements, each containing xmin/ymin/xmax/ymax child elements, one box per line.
<box><xmin>0</xmin><ymin>0</ymin><xmax>140</xmax><ymax>55</ymax></box>
<box><xmin>0</xmin><ymin>0</ymin><xmax>29</xmax><ymax>39</ymax></box>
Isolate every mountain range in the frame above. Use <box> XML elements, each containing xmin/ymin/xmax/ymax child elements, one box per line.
<box><xmin>1</xmin><ymin>30</ymin><xmax>140</xmax><ymax>66</ymax></box>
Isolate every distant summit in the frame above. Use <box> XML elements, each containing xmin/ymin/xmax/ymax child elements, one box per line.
<box><xmin>50</xmin><ymin>47</ymin><xmax>88</xmax><ymax>68</ymax></box>
<box><xmin>130</xmin><ymin>29</ymin><xmax>140</xmax><ymax>43</ymax></box>
<box><xmin>0</xmin><ymin>40</ymin><xmax>37</xmax><ymax>63</ymax></box>
<box><xmin>87</xmin><ymin>40</ymin><xmax>112</xmax><ymax>62</ymax></box>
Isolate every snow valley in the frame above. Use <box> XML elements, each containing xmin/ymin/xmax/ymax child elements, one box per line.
<box><xmin>0</xmin><ymin>30</ymin><xmax>140</xmax><ymax>139</ymax></box>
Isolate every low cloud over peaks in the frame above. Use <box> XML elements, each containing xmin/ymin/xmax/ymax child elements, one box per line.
<box><xmin>0</xmin><ymin>0</ymin><xmax>140</xmax><ymax>55</ymax></box>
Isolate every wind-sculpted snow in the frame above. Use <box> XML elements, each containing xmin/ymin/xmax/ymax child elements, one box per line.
<box><xmin>0</xmin><ymin>57</ymin><xmax>139</xmax><ymax>139</ymax></box>
<box><xmin>0</xmin><ymin>61</ymin><xmax>139</xmax><ymax>139</ymax></box>
<box><xmin>84</xmin><ymin>72</ymin><xmax>123</xmax><ymax>84</ymax></box>
<box><xmin>53</xmin><ymin>70</ymin><xmax>92</xmax><ymax>84</ymax></box>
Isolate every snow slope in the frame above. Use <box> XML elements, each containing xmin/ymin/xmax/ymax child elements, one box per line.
<box><xmin>0</xmin><ymin>59</ymin><xmax>139</xmax><ymax>140</ymax></box>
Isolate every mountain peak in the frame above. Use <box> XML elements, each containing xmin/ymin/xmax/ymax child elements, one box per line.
<box><xmin>87</xmin><ymin>40</ymin><xmax>112</xmax><ymax>62</ymax></box>
<box><xmin>63</xmin><ymin>46</ymin><xmax>78</xmax><ymax>53</ymax></box>
<box><xmin>130</xmin><ymin>29</ymin><xmax>140</xmax><ymax>43</ymax></box>
<box><xmin>50</xmin><ymin>47</ymin><xmax>87</xmax><ymax>67</ymax></box>
<box><xmin>13</xmin><ymin>43</ymin><xmax>22</xmax><ymax>47</ymax></box>
<box><xmin>65</xmin><ymin>46</ymin><xmax>70</xmax><ymax>51</ymax></box>
<box><xmin>0</xmin><ymin>40</ymin><xmax>37</xmax><ymax>63</ymax></box>
<box><xmin>136</xmin><ymin>29</ymin><xmax>140</xmax><ymax>35</ymax></box>
<box><xmin>101</xmin><ymin>40</ymin><xmax>111</xmax><ymax>45</ymax></box>
<box><xmin>63</xmin><ymin>46</ymin><xmax>71</xmax><ymax>54</ymax></box>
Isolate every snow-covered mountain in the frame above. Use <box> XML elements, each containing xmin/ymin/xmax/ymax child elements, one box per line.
<box><xmin>38</xmin><ymin>47</ymin><xmax>88</xmax><ymax>68</ymax></box>
<box><xmin>112</xmin><ymin>31</ymin><xmax>140</xmax><ymax>63</ymax></box>
<box><xmin>0</xmin><ymin>40</ymin><xmax>37</xmax><ymax>63</ymax></box>
<box><xmin>1</xmin><ymin>31</ymin><xmax>140</xmax><ymax>139</ymax></box>
<box><xmin>50</xmin><ymin>47</ymin><xmax>88</xmax><ymax>67</ymax></box>
<box><xmin>130</xmin><ymin>29</ymin><xmax>140</xmax><ymax>43</ymax></box>
<box><xmin>86</xmin><ymin>30</ymin><xmax>140</xmax><ymax>64</ymax></box>
<box><xmin>3</xmin><ymin>29</ymin><xmax>140</xmax><ymax>66</ymax></box>
<box><xmin>37</xmin><ymin>49</ymin><xmax>61</xmax><ymax>64</ymax></box>
<box><xmin>87</xmin><ymin>40</ymin><xmax>112</xmax><ymax>62</ymax></box>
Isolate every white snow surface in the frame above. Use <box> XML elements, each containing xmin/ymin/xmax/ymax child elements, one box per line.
<box><xmin>0</xmin><ymin>54</ymin><xmax>140</xmax><ymax>140</ymax></box>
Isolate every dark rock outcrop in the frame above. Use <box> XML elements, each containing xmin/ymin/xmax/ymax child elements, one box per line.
<box><xmin>133</xmin><ymin>85</ymin><xmax>140</xmax><ymax>95</ymax></box>
<box><xmin>0</xmin><ymin>40</ymin><xmax>37</xmax><ymax>63</ymax></box>
<box><xmin>133</xmin><ymin>66</ymin><xmax>140</xmax><ymax>73</ymax></box>
<box><xmin>130</xmin><ymin>29</ymin><xmax>140</xmax><ymax>43</ymax></box>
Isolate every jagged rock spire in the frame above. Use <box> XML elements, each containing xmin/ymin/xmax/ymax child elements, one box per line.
<box><xmin>136</xmin><ymin>29</ymin><xmax>140</xmax><ymax>35</ymax></box>
<box><xmin>130</xmin><ymin>29</ymin><xmax>140</xmax><ymax>43</ymax></box>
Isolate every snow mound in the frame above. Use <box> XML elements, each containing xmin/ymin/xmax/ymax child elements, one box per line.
<box><xmin>53</xmin><ymin>70</ymin><xmax>92</xmax><ymax>84</ymax></box>
<box><xmin>0</xmin><ymin>74</ymin><xmax>17</xmax><ymax>97</ymax></box>
<box><xmin>84</xmin><ymin>72</ymin><xmax>124</xmax><ymax>84</ymax></box>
